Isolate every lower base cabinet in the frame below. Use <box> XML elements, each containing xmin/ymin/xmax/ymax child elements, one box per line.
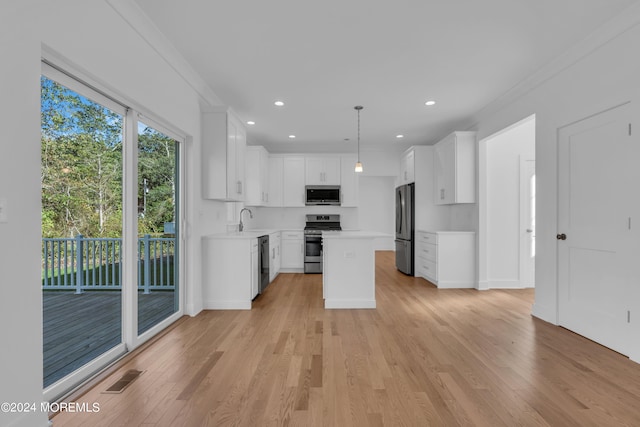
<box><xmin>281</xmin><ymin>231</ymin><xmax>303</xmax><ymax>271</ymax></box>
<box><xmin>269</xmin><ymin>232</ymin><xmax>281</xmax><ymax>281</ymax></box>
<box><xmin>415</xmin><ymin>231</ymin><xmax>475</xmax><ymax>288</ymax></box>
<box><xmin>202</xmin><ymin>236</ymin><xmax>255</xmax><ymax>310</ymax></box>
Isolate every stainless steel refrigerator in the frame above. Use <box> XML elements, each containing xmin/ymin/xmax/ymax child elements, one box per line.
<box><xmin>395</xmin><ymin>183</ymin><xmax>414</xmax><ymax>275</ymax></box>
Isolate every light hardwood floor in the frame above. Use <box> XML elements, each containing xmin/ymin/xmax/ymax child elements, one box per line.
<box><xmin>52</xmin><ymin>251</ymin><xmax>640</xmax><ymax>426</ymax></box>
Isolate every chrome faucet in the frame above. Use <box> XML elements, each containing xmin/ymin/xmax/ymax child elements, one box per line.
<box><xmin>239</xmin><ymin>208</ymin><xmax>253</xmax><ymax>232</ymax></box>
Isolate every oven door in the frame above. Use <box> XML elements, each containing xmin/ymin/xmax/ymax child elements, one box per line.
<box><xmin>304</xmin><ymin>235</ymin><xmax>322</xmax><ymax>262</ymax></box>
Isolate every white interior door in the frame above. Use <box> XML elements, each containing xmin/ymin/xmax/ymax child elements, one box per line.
<box><xmin>557</xmin><ymin>102</ymin><xmax>635</xmax><ymax>356</ymax></box>
<box><xmin>519</xmin><ymin>158</ymin><xmax>535</xmax><ymax>287</ymax></box>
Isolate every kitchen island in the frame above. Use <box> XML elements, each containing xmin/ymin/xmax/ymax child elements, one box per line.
<box><xmin>322</xmin><ymin>231</ymin><xmax>390</xmax><ymax>309</ymax></box>
<box><xmin>202</xmin><ymin>229</ymin><xmax>389</xmax><ymax>310</ymax></box>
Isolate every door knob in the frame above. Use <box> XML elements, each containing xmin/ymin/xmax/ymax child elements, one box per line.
<box><xmin>526</xmin><ymin>229</ymin><xmax>533</xmax><ymax>233</ymax></box>
<box><xmin>556</xmin><ymin>233</ymin><xmax>567</xmax><ymax>240</ymax></box>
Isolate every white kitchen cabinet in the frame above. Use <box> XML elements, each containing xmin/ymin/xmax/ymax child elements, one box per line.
<box><xmin>398</xmin><ymin>148</ymin><xmax>415</xmax><ymax>185</ymax></box>
<box><xmin>434</xmin><ymin>131</ymin><xmax>476</xmax><ymax>205</ymax></box>
<box><xmin>340</xmin><ymin>154</ymin><xmax>359</xmax><ymax>207</ymax></box>
<box><xmin>415</xmin><ymin>231</ymin><xmax>475</xmax><ymax>288</ymax></box>
<box><xmin>245</xmin><ymin>146</ymin><xmax>270</xmax><ymax>206</ymax></box>
<box><xmin>281</xmin><ymin>230</ymin><xmax>304</xmax><ymax>271</ymax></box>
<box><xmin>201</xmin><ymin>107</ymin><xmax>246</xmax><ymax>201</ymax></box>
<box><xmin>269</xmin><ymin>232</ymin><xmax>281</xmax><ymax>281</ymax></box>
<box><xmin>305</xmin><ymin>157</ymin><xmax>341</xmax><ymax>185</ymax></box>
<box><xmin>283</xmin><ymin>157</ymin><xmax>305</xmax><ymax>207</ymax></box>
<box><xmin>268</xmin><ymin>156</ymin><xmax>283</xmax><ymax>207</ymax></box>
<box><xmin>202</xmin><ymin>236</ymin><xmax>255</xmax><ymax>309</ymax></box>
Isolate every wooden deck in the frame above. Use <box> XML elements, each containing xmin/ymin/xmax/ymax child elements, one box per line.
<box><xmin>43</xmin><ymin>290</ymin><xmax>176</xmax><ymax>387</ymax></box>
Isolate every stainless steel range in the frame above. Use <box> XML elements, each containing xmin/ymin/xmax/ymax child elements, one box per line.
<box><xmin>303</xmin><ymin>214</ymin><xmax>341</xmax><ymax>273</ymax></box>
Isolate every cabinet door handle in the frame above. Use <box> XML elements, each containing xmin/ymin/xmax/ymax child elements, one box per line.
<box><xmin>440</xmin><ymin>189</ymin><xmax>444</xmax><ymax>200</ymax></box>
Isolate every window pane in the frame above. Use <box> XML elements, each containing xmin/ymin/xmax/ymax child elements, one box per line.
<box><xmin>41</xmin><ymin>76</ymin><xmax>123</xmax><ymax>387</ymax></box>
<box><xmin>137</xmin><ymin>122</ymin><xmax>179</xmax><ymax>335</ymax></box>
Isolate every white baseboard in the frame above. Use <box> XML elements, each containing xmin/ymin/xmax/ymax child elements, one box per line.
<box><xmin>477</xmin><ymin>280</ymin><xmax>489</xmax><ymax>290</ymax></box>
<box><xmin>324</xmin><ymin>299</ymin><xmax>376</xmax><ymax>309</ymax></box>
<box><xmin>436</xmin><ymin>281</ymin><xmax>475</xmax><ymax>289</ymax></box>
<box><xmin>485</xmin><ymin>279</ymin><xmax>526</xmax><ymax>289</ymax></box>
<box><xmin>279</xmin><ymin>268</ymin><xmax>304</xmax><ymax>273</ymax></box>
<box><xmin>203</xmin><ymin>300</ymin><xmax>251</xmax><ymax>310</ymax></box>
<box><xmin>185</xmin><ymin>303</ymin><xmax>202</xmax><ymax>317</ymax></box>
<box><xmin>531</xmin><ymin>302</ymin><xmax>557</xmax><ymax>324</ymax></box>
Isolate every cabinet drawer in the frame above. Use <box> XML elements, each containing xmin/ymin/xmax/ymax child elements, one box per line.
<box><xmin>416</xmin><ymin>242</ymin><xmax>437</xmax><ymax>262</ymax></box>
<box><xmin>417</xmin><ymin>231</ymin><xmax>437</xmax><ymax>245</ymax></box>
<box><xmin>417</xmin><ymin>259</ymin><xmax>437</xmax><ymax>282</ymax></box>
<box><xmin>282</xmin><ymin>231</ymin><xmax>303</xmax><ymax>240</ymax></box>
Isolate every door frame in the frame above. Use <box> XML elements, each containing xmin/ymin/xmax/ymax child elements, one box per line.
<box><xmin>478</xmin><ymin>114</ymin><xmax>536</xmax><ymax>290</ymax></box>
<box><xmin>41</xmin><ymin>59</ymin><xmax>187</xmax><ymax>401</ymax></box>
<box><xmin>519</xmin><ymin>157</ymin><xmax>535</xmax><ymax>288</ymax></box>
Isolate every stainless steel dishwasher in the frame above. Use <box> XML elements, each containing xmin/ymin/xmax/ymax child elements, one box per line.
<box><xmin>258</xmin><ymin>235</ymin><xmax>270</xmax><ymax>294</ymax></box>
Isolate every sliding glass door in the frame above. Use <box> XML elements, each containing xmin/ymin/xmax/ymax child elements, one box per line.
<box><xmin>41</xmin><ymin>72</ymin><xmax>126</xmax><ymax>390</ymax></box>
<box><xmin>41</xmin><ymin>63</ymin><xmax>183</xmax><ymax>400</ymax></box>
<box><xmin>137</xmin><ymin>122</ymin><xmax>179</xmax><ymax>336</ymax></box>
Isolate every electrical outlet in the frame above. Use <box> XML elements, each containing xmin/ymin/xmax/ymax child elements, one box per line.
<box><xmin>0</xmin><ymin>198</ymin><xmax>7</xmax><ymax>223</ymax></box>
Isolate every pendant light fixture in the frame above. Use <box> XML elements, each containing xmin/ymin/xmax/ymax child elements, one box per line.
<box><xmin>354</xmin><ymin>105</ymin><xmax>363</xmax><ymax>173</ymax></box>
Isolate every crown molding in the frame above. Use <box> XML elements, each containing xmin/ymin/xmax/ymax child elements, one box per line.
<box><xmin>105</xmin><ymin>0</ymin><xmax>222</xmax><ymax>107</ymax></box>
<box><xmin>472</xmin><ymin>1</ymin><xmax>640</xmax><ymax>123</ymax></box>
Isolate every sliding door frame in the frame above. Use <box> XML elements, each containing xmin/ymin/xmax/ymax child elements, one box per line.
<box><xmin>41</xmin><ymin>60</ymin><xmax>186</xmax><ymax>401</ymax></box>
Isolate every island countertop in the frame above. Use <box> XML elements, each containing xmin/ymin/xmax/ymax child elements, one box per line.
<box><xmin>321</xmin><ymin>230</ymin><xmax>391</xmax><ymax>239</ymax></box>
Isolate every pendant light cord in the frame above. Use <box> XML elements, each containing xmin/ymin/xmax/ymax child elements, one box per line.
<box><xmin>355</xmin><ymin>105</ymin><xmax>363</xmax><ymax>163</ymax></box>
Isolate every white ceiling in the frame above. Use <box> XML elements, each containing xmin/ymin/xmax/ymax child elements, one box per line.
<box><xmin>133</xmin><ymin>0</ymin><xmax>637</xmax><ymax>153</ymax></box>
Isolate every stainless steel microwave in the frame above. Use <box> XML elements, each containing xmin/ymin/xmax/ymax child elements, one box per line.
<box><xmin>305</xmin><ymin>185</ymin><xmax>341</xmax><ymax>206</ymax></box>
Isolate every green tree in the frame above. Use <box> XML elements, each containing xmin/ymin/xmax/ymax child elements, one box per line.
<box><xmin>138</xmin><ymin>125</ymin><xmax>176</xmax><ymax>235</ymax></box>
<box><xmin>41</xmin><ymin>77</ymin><xmax>177</xmax><ymax>239</ymax></box>
<box><xmin>41</xmin><ymin>77</ymin><xmax>123</xmax><ymax>238</ymax></box>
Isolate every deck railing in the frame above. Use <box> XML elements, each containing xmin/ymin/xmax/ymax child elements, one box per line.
<box><xmin>42</xmin><ymin>235</ymin><xmax>176</xmax><ymax>293</ymax></box>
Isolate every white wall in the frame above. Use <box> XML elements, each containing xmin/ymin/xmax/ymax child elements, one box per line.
<box><xmin>0</xmin><ymin>1</ymin><xmax>227</xmax><ymax>424</ymax></box>
<box><xmin>358</xmin><ymin>177</ymin><xmax>395</xmax><ymax>250</ymax></box>
<box><xmin>35</xmin><ymin>0</ymin><xmax>230</xmax><ymax>318</ymax></box>
<box><xmin>484</xmin><ymin>118</ymin><xmax>535</xmax><ymax>288</ymax></box>
<box><xmin>0</xmin><ymin>2</ymin><xmax>48</xmax><ymax>426</ymax></box>
<box><xmin>249</xmin><ymin>206</ymin><xmax>358</xmax><ymax>230</ymax></box>
<box><xmin>466</xmin><ymin>4</ymin><xmax>640</xmax><ymax>360</ymax></box>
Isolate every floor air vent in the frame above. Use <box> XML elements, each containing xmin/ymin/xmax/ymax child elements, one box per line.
<box><xmin>102</xmin><ymin>369</ymin><xmax>144</xmax><ymax>394</ymax></box>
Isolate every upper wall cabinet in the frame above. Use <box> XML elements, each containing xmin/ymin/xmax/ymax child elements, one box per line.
<box><xmin>398</xmin><ymin>148</ymin><xmax>415</xmax><ymax>185</ymax></box>
<box><xmin>305</xmin><ymin>157</ymin><xmax>341</xmax><ymax>185</ymax></box>
<box><xmin>267</xmin><ymin>156</ymin><xmax>284</xmax><ymax>207</ymax></box>
<box><xmin>434</xmin><ymin>131</ymin><xmax>476</xmax><ymax>205</ymax></box>
<box><xmin>283</xmin><ymin>157</ymin><xmax>306</xmax><ymax>207</ymax></box>
<box><xmin>202</xmin><ymin>108</ymin><xmax>246</xmax><ymax>201</ymax></box>
<box><xmin>245</xmin><ymin>146</ymin><xmax>270</xmax><ymax>206</ymax></box>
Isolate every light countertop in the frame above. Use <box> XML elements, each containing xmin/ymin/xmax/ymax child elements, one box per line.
<box><xmin>203</xmin><ymin>229</ymin><xmax>281</xmax><ymax>239</ymax></box>
<box><xmin>321</xmin><ymin>231</ymin><xmax>391</xmax><ymax>239</ymax></box>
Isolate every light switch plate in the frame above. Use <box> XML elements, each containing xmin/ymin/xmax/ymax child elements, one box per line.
<box><xmin>0</xmin><ymin>198</ymin><xmax>7</xmax><ymax>223</ymax></box>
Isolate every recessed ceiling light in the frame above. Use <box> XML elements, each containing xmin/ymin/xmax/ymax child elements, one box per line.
<box><xmin>425</xmin><ymin>100</ymin><xmax>436</xmax><ymax>106</ymax></box>
<box><xmin>274</xmin><ymin>101</ymin><xmax>284</xmax><ymax>107</ymax></box>
<box><xmin>288</xmin><ymin>135</ymin><xmax>296</xmax><ymax>139</ymax></box>
<box><xmin>396</xmin><ymin>134</ymin><xmax>404</xmax><ymax>139</ymax></box>
<box><xmin>247</xmin><ymin>121</ymin><xmax>255</xmax><ymax>125</ymax></box>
